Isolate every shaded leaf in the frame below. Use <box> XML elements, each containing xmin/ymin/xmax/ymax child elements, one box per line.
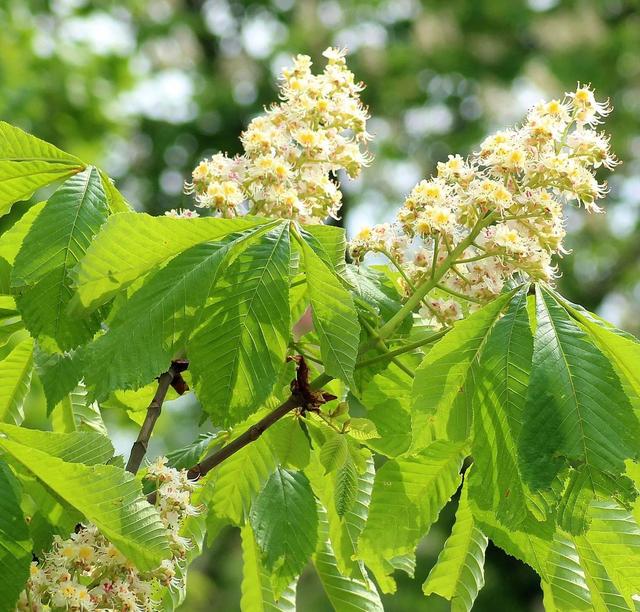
<box><xmin>190</xmin><ymin>224</ymin><xmax>291</xmax><ymax>425</ymax></box>
<box><xmin>314</xmin><ymin>504</ymin><xmax>383</xmax><ymax>612</ymax></box>
<box><xmin>249</xmin><ymin>467</ymin><xmax>318</xmax><ymax>598</ymax></box>
<box><xmin>307</xmin><ymin>451</ymin><xmax>375</xmax><ymax>580</ymax></box>
<box><xmin>268</xmin><ymin>416</ymin><xmax>310</xmax><ymax>471</ymax></box>
<box><xmin>519</xmin><ymin>287</ymin><xmax>640</xmax><ymax>491</ymax></box>
<box><xmin>240</xmin><ymin>524</ymin><xmax>297</xmax><ymax>612</ymax></box>
<box><xmin>0</xmin><ymin>460</ymin><xmax>31</xmax><ymax>612</ymax></box>
<box><xmin>469</xmin><ymin>289</ymin><xmax>546</xmax><ymax>528</ymax></box>
<box><xmin>335</xmin><ymin>456</ymin><xmax>358</xmax><ymax>518</ymax></box>
<box><xmin>205</xmin><ymin>413</ymin><xmax>278</xmax><ymax>524</ymax></box>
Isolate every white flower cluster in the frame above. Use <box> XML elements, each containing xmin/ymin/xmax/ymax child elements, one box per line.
<box><xmin>17</xmin><ymin>458</ymin><xmax>198</xmax><ymax>612</ymax></box>
<box><xmin>187</xmin><ymin>48</ymin><xmax>371</xmax><ymax>223</ymax></box>
<box><xmin>350</xmin><ymin>85</ymin><xmax>617</xmax><ymax>328</ymax></box>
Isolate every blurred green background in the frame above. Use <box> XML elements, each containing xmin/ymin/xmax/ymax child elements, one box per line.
<box><xmin>2</xmin><ymin>0</ymin><xmax>639</xmax><ymax>609</ymax></box>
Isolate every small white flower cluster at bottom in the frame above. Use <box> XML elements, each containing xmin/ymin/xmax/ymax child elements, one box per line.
<box><xmin>16</xmin><ymin>458</ymin><xmax>199</xmax><ymax>612</ymax></box>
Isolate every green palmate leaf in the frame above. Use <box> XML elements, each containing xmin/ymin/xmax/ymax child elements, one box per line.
<box><xmin>0</xmin><ymin>437</ymin><xmax>170</xmax><ymax>571</ymax></box>
<box><xmin>98</xmin><ymin>170</ymin><xmax>132</xmax><ymax>214</ymax></box>
<box><xmin>345</xmin><ymin>264</ymin><xmax>406</xmax><ymax>329</ymax></box>
<box><xmin>320</xmin><ymin>434</ymin><xmax>349</xmax><ymax>474</ymax></box>
<box><xmin>0</xmin><ymin>422</ymin><xmax>113</xmax><ymax>465</ymax></box>
<box><xmin>357</xmin><ymin>440</ymin><xmax>466</xmax><ymax>592</ymax></box>
<box><xmin>358</xmin><ymin>359</ymin><xmax>415</xmax><ymax>457</ymax></box>
<box><xmin>0</xmin><ymin>121</ymin><xmax>85</xmax><ymax>216</ymax></box>
<box><xmin>84</xmin><ymin>224</ymin><xmax>272</xmax><ymax>400</ymax></box>
<box><xmin>0</xmin><ymin>337</ymin><xmax>33</xmax><ymax>425</ymax></box>
<box><xmin>412</xmin><ymin>291</ymin><xmax>515</xmax><ymax>444</ymax></box>
<box><xmin>190</xmin><ymin>224</ymin><xmax>291</xmax><ymax>425</ymax></box>
<box><xmin>240</xmin><ymin>524</ymin><xmax>297</xmax><ymax>612</ymax></box>
<box><xmin>306</xmin><ymin>450</ymin><xmax>375</xmax><ymax>580</ymax></box>
<box><xmin>50</xmin><ymin>384</ymin><xmax>107</xmax><ymax>435</ymax></box>
<box><xmin>0</xmin><ymin>201</ymin><xmax>46</xmax><ymax>265</ymax></box>
<box><xmin>0</xmin><ymin>460</ymin><xmax>32</xmax><ymax>612</ymax></box>
<box><xmin>299</xmin><ymin>236</ymin><xmax>360</xmax><ymax>387</ymax></box>
<box><xmin>335</xmin><ymin>454</ymin><xmax>359</xmax><ymax>518</ymax></box>
<box><xmin>166</xmin><ymin>432</ymin><xmax>222</xmax><ymax>470</ymax></box>
<box><xmin>423</xmin><ymin>478</ymin><xmax>488</xmax><ymax>612</ymax></box>
<box><xmin>71</xmin><ymin>211</ymin><xmax>268</xmax><ymax>312</ymax></box>
<box><xmin>519</xmin><ymin>287</ymin><xmax>640</xmax><ymax>491</ymax></box>
<box><xmin>314</xmin><ymin>505</ymin><xmax>383</xmax><ymax>612</ymax></box>
<box><xmin>268</xmin><ymin>416</ymin><xmax>310</xmax><ymax>471</ymax></box>
<box><xmin>12</xmin><ymin>167</ymin><xmax>109</xmax><ymax>349</ymax></box>
<box><xmin>566</xmin><ymin>303</ymin><xmax>640</xmax><ymax>407</ymax></box>
<box><xmin>206</xmin><ymin>416</ymin><xmax>278</xmax><ymax>524</ymax></box>
<box><xmin>300</xmin><ymin>225</ymin><xmax>348</xmax><ymax>274</ymax></box>
<box><xmin>35</xmin><ymin>346</ymin><xmax>83</xmax><ymax>414</ymax></box>
<box><xmin>469</xmin><ymin>289</ymin><xmax>547</xmax><ymax>528</ymax></box>
<box><xmin>543</xmin><ymin>532</ymin><xmax>593</xmax><ymax>610</ymax></box>
<box><xmin>583</xmin><ymin>501</ymin><xmax>640</xmax><ymax>602</ymax></box>
<box><xmin>249</xmin><ymin>467</ymin><xmax>319</xmax><ymax>598</ymax></box>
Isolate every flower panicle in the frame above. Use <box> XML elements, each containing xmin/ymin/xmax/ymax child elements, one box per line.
<box><xmin>187</xmin><ymin>48</ymin><xmax>371</xmax><ymax>223</ymax></box>
<box><xmin>349</xmin><ymin>84</ymin><xmax>617</xmax><ymax>329</ymax></box>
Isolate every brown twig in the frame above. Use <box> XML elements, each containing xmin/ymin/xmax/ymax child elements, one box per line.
<box><xmin>186</xmin><ymin>356</ymin><xmax>334</xmax><ymax>481</ymax></box>
<box><xmin>126</xmin><ymin>360</ymin><xmax>189</xmax><ymax>474</ymax></box>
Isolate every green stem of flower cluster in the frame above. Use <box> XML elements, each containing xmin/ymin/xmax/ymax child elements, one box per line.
<box><xmin>355</xmin><ymin>328</ymin><xmax>448</xmax><ymax>370</ymax></box>
<box><xmin>376</xmin><ymin>214</ymin><xmax>495</xmax><ymax>342</ymax></box>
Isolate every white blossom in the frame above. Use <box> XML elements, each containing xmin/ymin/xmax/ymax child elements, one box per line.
<box><xmin>187</xmin><ymin>48</ymin><xmax>371</xmax><ymax>222</ymax></box>
<box><xmin>349</xmin><ymin>85</ymin><xmax>617</xmax><ymax>329</ymax></box>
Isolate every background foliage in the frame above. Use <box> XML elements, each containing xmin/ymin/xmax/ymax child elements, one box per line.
<box><xmin>2</xmin><ymin>0</ymin><xmax>639</xmax><ymax>610</ymax></box>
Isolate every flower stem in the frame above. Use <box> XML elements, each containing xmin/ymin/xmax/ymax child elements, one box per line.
<box><xmin>355</xmin><ymin>328</ymin><xmax>448</xmax><ymax>370</ymax></box>
<box><xmin>376</xmin><ymin>214</ymin><xmax>495</xmax><ymax>341</ymax></box>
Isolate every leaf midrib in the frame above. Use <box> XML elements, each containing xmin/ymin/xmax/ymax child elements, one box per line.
<box><xmin>541</xmin><ymin>291</ymin><xmax>594</xmax><ymax>491</ymax></box>
<box><xmin>217</xmin><ymin>225</ymin><xmax>288</xmax><ymax>408</ymax></box>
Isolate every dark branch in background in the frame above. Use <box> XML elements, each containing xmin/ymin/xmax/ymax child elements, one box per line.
<box><xmin>126</xmin><ymin>360</ymin><xmax>190</xmax><ymax>474</ymax></box>
<box><xmin>186</xmin><ymin>356</ymin><xmax>334</xmax><ymax>480</ymax></box>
